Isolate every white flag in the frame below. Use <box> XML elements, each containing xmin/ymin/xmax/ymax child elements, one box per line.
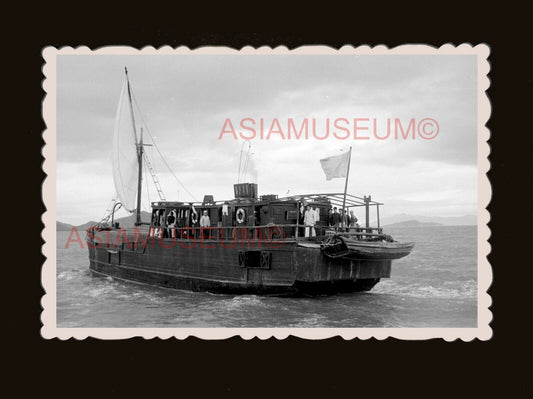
<box><xmin>320</xmin><ymin>151</ymin><xmax>350</xmax><ymax>180</ymax></box>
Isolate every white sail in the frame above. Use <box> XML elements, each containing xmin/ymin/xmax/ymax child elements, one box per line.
<box><xmin>112</xmin><ymin>77</ymin><xmax>139</xmax><ymax>213</ymax></box>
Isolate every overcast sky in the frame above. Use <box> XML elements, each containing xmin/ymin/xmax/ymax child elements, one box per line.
<box><xmin>56</xmin><ymin>53</ymin><xmax>478</xmax><ymax>225</ymax></box>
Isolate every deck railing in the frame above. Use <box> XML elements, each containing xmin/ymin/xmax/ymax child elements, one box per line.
<box><xmin>89</xmin><ymin>223</ymin><xmax>386</xmax><ymax>251</ymax></box>
<box><xmin>146</xmin><ymin>224</ymin><xmax>384</xmax><ymax>241</ymax></box>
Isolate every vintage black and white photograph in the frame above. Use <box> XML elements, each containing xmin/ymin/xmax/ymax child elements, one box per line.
<box><xmin>42</xmin><ymin>45</ymin><xmax>491</xmax><ymax>339</ymax></box>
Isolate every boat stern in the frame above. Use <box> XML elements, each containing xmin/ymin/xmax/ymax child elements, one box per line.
<box><xmin>293</xmin><ymin>244</ymin><xmax>391</xmax><ymax>283</ymax></box>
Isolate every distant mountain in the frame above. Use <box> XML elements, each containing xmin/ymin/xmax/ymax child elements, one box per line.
<box><xmin>384</xmin><ymin>219</ymin><xmax>442</xmax><ymax>228</ymax></box>
<box><xmin>111</xmin><ymin>211</ymin><xmax>152</xmax><ymax>228</ymax></box>
<box><xmin>57</xmin><ymin>220</ymin><xmax>99</xmax><ymax>232</ymax></box>
<box><xmin>76</xmin><ymin>221</ymin><xmax>101</xmax><ymax>232</ymax></box>
<box><xmin>57</xmin><ymin>211</ymin><xmax>152</xmax><ymax>232</ymax></box>
<box><xmin>57</xmin><ymin>221</ymin><xmax>74</xmax><ymax>231</ymax></box>
<box><xmin>380</xmin><ymin>213</ymin><xmax>476</xmax><ymax>226</ymax></box>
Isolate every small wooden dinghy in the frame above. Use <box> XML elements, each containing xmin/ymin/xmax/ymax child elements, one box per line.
<box><xmin>321</xmin><ymin>234</ymin><xmax>415</xmax><ymax>260</ymax></box>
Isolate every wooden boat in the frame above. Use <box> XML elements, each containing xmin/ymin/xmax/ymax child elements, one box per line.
<box><xmin>321</xmin><ymin>234</ymin><xmax>415</xmax><ymax>260</ymax></box>
<box><xmin>86</xmin><ymin>69</ymin><xmax>415</xmax><ymax>296</ymax></box>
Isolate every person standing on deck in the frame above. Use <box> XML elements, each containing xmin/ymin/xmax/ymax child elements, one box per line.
<box><xmin>200</xmin><ymin>210</ymin><xmax>211</xmax><ymax>239</ymax></box>
<box><xmin>329</xmin><ymin>207</ymin><xmax>341</xmax><ymax>229</ymax></box>
<box><xmin>304</xmin><ymin>205</ymin><xmax>316</xmax><ymax>237</ymax></box>
<box><xmin>167</xmin><ymin>211</ymin><xmax>176</xmax><ymax>239</ymax></box>
<box><xmin>340</xmin><ymin>209</ymin><xmax>349</xmax><ymax>231</ymax></box>
<box><xmin>349</xmin><ymin>210</ymin><xmax>359</xmax><ymax>240</ymax></box>
<box><xmin>156</xmin><ymin>209</ymin><xmax>164</xmax><ymax>239</ymax></box>
<box><xmin>349</xmin><ymin>211</ymin><xmax>359</xmax><ymax>227</ymax></box>
<box><xmin>298</xmin><ymin>202</ymin><xmax>305</xmax><ymax>237</ymax></box>
<box><xmin>312</xmin><ymin>204</ymin><xmax>320</xmax><ymax>235</ymax></box>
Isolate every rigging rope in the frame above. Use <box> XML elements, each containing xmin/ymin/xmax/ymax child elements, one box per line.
<box><xmin>241</xmin><ymin>152</ymin><xmax>247</xmax><ymax>181</ymax></box>
<box><xmin>144</xmin><ymin>159</ymin><xmax>151</xmax><ymax>210</ymax></box>
<box><xmin>100</xmin><ymin>196</ymin><xmax>118</xmax><ymax>224</ymax></box>
<box><xmin>243</xmin><ymin>150</ymin><xmax>251</xmax><ymax>180</ymax></box>
<box><xmin>143</xmin><ymin>148</ymin><xmax>166</xmax><ymax>200</ymax></box>
<box><xmin>238</xmin><ymin>141</ymin><xmax>252</xmax><ymax>183</ymax></box>
<box><xmin>130</xmin><ymin>90</ymin><xmax>199</xmax><ymax>202</ymax></box>
<box><xmin>239</xmin><ymin>144</ymin><xmax>253</xmax><ymax>183</ymax></box>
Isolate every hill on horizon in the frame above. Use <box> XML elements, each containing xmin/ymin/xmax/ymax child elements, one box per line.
<box><xmin>56</xmin><ymin>211</ymin><xmax>152</xmax><ymax>231</ymax></box>
<box><xmin>383</xmin><ymin>219</ymin><xmax>442</xmax><ymax>228</ymax></box>
<box><xmin>380</xmin><ymin>213</ymin><xmax>476</xmax><ymax>226</ymax></box>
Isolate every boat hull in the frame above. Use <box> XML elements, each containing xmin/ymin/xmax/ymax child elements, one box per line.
<box><xmin>87</xmin><ymin>229</ymin><xmax>392</xmax><ymax>296</ymax></box>
<box><xmin>89</xmin><ymin>262</ymin><xmax>382</xmax><ymax>296</ymax></box>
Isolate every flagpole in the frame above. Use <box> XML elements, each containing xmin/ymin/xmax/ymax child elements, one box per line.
<box><xmin>341</xmin><ymin>147</ymin><xmax>352</xmax><ymax>228</ymax></box>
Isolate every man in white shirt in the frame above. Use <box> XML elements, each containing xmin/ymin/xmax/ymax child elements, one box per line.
<box><xmin>200</xmin><ymin>210</ymin><xmax>211</xmax><ymax>239</ymax></box>
<box><xmin>312</xmin><ymin>205</ymin><xmax>320</xmax><ymax>235</ymax></box>
<box><xmin>304</xmin><ymin>205</ymin><xmax>316</xmax><ymax>237</ymax></box>
<box><xmin>312</xmin><ymin>205</ymin><xmax>320</xmax><ymax>222</ymax></box>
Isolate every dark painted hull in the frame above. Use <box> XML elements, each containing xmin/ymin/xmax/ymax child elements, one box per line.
<box><xmin>87</xmin><ymin>229</ymin><xmax>392</xmax><ymax>296</ymax></box>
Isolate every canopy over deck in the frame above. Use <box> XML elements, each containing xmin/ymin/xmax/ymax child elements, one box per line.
<box><xmin>152</xmin><ymin>193</ymin><xmax>382</xmax><ymax>208</ymax></box>
<box><xmin>151</xmin><ymin>191</ymin><xmax>383</xmax><ymax>211</ymax></box>
<box><xmin>277</xmin><ymin>193</ymin><xmax>383</xmax><ymax>209</ymax></box>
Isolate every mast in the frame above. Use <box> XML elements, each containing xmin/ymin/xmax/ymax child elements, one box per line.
<box><xmin>125</xmin><ymin>67</ymin><xmax>143</xmax><ymax>225</ymax></box>
<box><xmin>136</xmin><ymin>128</ymin><xmax>144</xmax><ymax>225</ymax></box>
<box><xmin>341</xmin><ymin>146</ymin><xmax>352</xmax><ymax>228</ymax></box>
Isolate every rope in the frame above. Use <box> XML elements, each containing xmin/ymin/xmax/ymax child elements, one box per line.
<box><xmin>238</xmin><ymin>140</ymin><xmax>251</xmax><ymax>183</ymax></box>
<box><xmin>144</xmin><ymin>159</ymin><xmax>151</xmax><ymax>210</ymax></box>
<box><xmin>143</xmin><ymin>148</ymin><xmax>165</xmax><ymax>200</ymax></box>
<box><xmin>130</xmin><ymin>90</ymin><xmax>199</xmax><ymax>202</ymax></box>
<box><xmin>238</xmin><ymin>143</ymin><xmax>251</xmax><ymax>183</ymax></box>
<box><xmin>99</xmin><ymin>196</ymin><xmax>117</xmax><ymax>223</ymax></box>
<box><xmin>242</xmin><ymin>151</ymin><xmax>249</xmax><ymax>180</ymax></box>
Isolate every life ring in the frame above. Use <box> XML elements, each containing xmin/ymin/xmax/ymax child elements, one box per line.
<box><xmin>236</xmin><ymin>208</ymin><xmax>246</xmax><ymax>224</ymax></box>
<box><xmin>191</xmin><ymin>210</ymin><xmax>198</xmax><ymax>225</ymax></box>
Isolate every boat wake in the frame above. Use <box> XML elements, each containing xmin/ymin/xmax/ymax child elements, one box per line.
<box><xmin>224</xmin><ymin>295</ymin><xmax>269</xmax><ymax>310</ymax></box>
<box><xmin>373</xmin><ymin>279</ymin><xmax>477</xmax><ymax>299</ymax></box>
<box><xmin>57</xmin><ymin>269</ymin><xmax>85</xmax><ymax>282</ymax></box>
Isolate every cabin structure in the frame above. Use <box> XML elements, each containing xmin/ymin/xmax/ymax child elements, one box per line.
<box><xmin>147</xmin><ymin>183</ymin><xmax>384</xmax><ymax>241</ymax></box>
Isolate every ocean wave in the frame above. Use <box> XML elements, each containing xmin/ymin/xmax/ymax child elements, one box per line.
<box><xmin>57</xmin><ymin>269</ymin><xmax>87</xmax><ymax>282</ymax></box>
<box><xmin>288</xmin><ymin>314</ymin><xmax>329</xmax><ymax>328</ymax></box>
<box><xmin>223</xmin><ymin>295</ymin><xmax>267</xmax><ymax>310</ymax></box>
<box><xmin>86</xmin><ymin>284</ymin><xmax>117</xmax><ymax>298</ymax></box>
<box><xmin>374</xmin><ymin>279</ymin><xmax>477</xmax><ymax>299</ymax></box>
<box><xmin>57</xmin><ymin>271</ymin><xmax>74</xmax><ymax>281</ymax></box>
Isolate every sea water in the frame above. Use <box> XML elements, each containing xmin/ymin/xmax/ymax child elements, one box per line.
<box><xmin>55</xmin><ymin>225</ymin><xmax>477</xmax><ymax>328</ymax></box>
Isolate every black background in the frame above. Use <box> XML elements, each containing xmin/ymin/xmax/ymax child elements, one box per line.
<box><xmin>10</xmin><ymin>8</ymin><xmax>531</xmax><ymax>396</ymax></box>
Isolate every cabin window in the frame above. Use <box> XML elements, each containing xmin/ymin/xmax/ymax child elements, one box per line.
<box><xmin>108</xmin><ymin>251</ymin><xmax>120</xmax><ymax>265</ymax></box>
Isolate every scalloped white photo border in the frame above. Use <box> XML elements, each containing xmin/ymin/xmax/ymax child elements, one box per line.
<box><xmin>41</xmin><ymin>44</ymin><xmax>492</xmax><ymax>340</ymax></box>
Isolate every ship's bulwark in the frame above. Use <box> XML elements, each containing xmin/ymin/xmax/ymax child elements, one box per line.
<box><xmin>88</xmin><ymin>229</ymin><xmax>390</xmax><ymax>296</ymax></box>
